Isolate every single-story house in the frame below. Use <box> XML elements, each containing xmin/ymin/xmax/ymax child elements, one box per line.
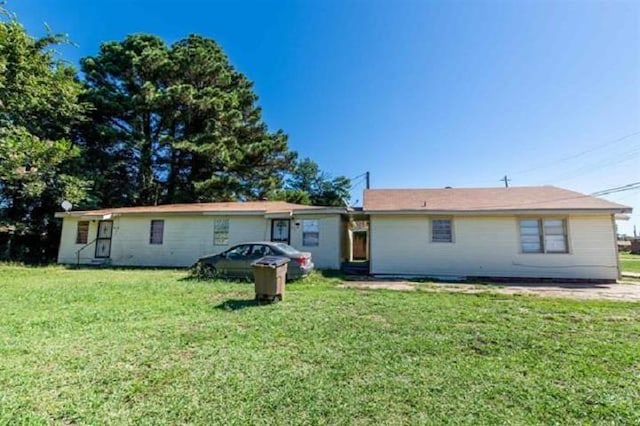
<box><xmin>55</xmin><ymin>201</ymin><xmax>348</xmax><ymax>269</ymax></box>
<box><xmin>364</xmin><ymin>186</ymin><xmax>631</xmax><ymax>281</ymax></box>
<box><xmin>56</xmin><ymin>186</ymin><xmax>632</xmax><ymax>281</ymax></box>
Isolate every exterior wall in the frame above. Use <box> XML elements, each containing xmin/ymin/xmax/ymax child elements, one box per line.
<box><xmin>370</xmin><ymin>214</ymin><xmax>619</xmax><ymax>280</ymax></box>
<box><xmin>57</xmin><ymin>217</ymin><xmax>99</xmax><ymax>264</ymax></box>
<box><xmin>289</xmin><ymin>214</ymin><xmax>342</xmax><ymax>269</ymax></box>
<box><xmin>58</xmin><ymin>213</ymin><xmax>344</xmax><ymax>269</ymax></box>
<box><xmin>110</xmin><ymin>215</ymin><xmax>269</xmax><ymax>267</ymax></box>
<box><xmin>58</xmin><ymin>215</ymin><xmax>268</xmax><ymax>267</ymax></box>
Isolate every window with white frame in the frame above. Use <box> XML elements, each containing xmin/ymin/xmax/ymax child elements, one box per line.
<box><xmin>519</xmin><ymin>218</ymin><xmax>568</xmax><ymax>253</ymax></box>
<box><xmin>431</xmin><ymin>219</ymin><xmax>452</xmax><ymax>242</ymax></box>
<box><xmin>149</xmin><ymin>220</ymin><xmax>164</xmax><ymax>245</ymax></box>
<box><xmin>213</xmin><ymin>218</ymin><xmax>229</xmax><ymax>245</ymax></box>
<box><xmin>302</xmin><ymin>220</ymin><xmax>319</xmax><ymax>246</ymax></box>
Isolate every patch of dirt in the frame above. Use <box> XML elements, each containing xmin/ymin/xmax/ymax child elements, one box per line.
<box><xmin>339</xmin><ymin>280</ymin><xmax>640</xmax><ymax>302</ymax></box>
<box><xmin>339</xmin><ymin>282</ymin><xmax>417</xmax><ymax>291</ymax></box>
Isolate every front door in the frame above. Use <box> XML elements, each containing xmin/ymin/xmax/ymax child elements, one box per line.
<box><xmin>271</xmin><ymin>219</ymin><xmax>290</xmax><ymax>244</ymax></box>
<box><xmin>95</xmin><ymin>220</ymin><xmax>113</xmax><ymax>258</ymax></box>
<box><xmin>353</xmin><ymin>231</ymin><xmax>368</xmax><ymax>260</ymax></box>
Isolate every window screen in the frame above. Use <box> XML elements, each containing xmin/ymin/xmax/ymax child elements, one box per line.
<box><xmin>543</xmin><ymin>219</ymin><xmax>568</xmax><ymax>253</ymax></box>
<box><xmin>150</xmin><ymin>220</ymin><xmax>164</xmax><ymax>245</ymax></box>
<box><xmin>76</xmin><ymin>221</ymin><xmax>89</xmax><ymax>244</ymax></box>
<box><xmin>302</xmin><ymin>220</ymin><xmax>319</xmax><ymax>246</ymax></box>
<box><xmin>214</xmin><ymin>219</ymin><xmax>229</xmax><ymax>245</ymax></box>
<box><xmin>519</xmin><ymin>219</ymin><xmax>543</xmax><ymax>253</ymax></box>
<box><xmin>519</xmin><ymin>219</ymin><xmax>568</xmax><ymax>253</ymax></box>
<box><xmin>431</xmin><ymin>219</ymin><xmax>452</xmax><ymax>242</ymax></box>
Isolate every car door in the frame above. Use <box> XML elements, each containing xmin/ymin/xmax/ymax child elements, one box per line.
<box><xmin>217</xmin><ymin>244</ymin><xmax>252</xmax><ymax>278</ymax></box>
<box><xmin>244</xmin><ymin>244</ymin><xmax>274</xmax><ymax>278</ymax></box>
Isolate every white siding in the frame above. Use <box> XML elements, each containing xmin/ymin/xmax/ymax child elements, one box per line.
<box><xmin>57</xmin><ymin>213</ymin><xmax>344</xmax><ymax>269</ymax></box>
<box><xmin>370</xmin><ymin>214</ymin><xmax>618</xmax><ymax>280</ymax></box>
<box><xmin>289</xmin><ymin>215</ymin><xmax>342</xmax><ymax>269</ymax></box>
<box><xmin>59</xmin><ymin>215</ymin><xmax>268</xmax><ymax>267</ymax></box>
<box><xmin>57</xmin><ymin>218</ymin><xmax>99</xmax><ymax>264</ymax></box>
<box><xmin>109</xmin><ymin>216</ymin><xmax>270</xmax><ymax>267</ymax></box>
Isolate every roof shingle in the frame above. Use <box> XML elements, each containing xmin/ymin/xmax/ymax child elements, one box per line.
<box><xmin>363</xmin><ymin>186</ymin><xmax>631</xmax><ymax>212</ymax></box>
<box><xmin>63</xmin><ymin>201</ymin><xmax>330</xmax><ymax>216</ymax></box>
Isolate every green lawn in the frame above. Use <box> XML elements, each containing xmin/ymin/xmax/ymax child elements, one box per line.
<box><xmin>620</xmin><ymin>253</ymin><xmax>640</xmax><ymax>274</ymax></box>
<box><xmin>1</xmin><ymin>266</ymin><xmax>639</xmax><ymax>424</ymax></box>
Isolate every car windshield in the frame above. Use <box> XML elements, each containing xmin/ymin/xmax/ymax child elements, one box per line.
<box><xmin>274</xmin><ymin>243</ymin><xmax>300</xmax><ymax>255</ymax></box>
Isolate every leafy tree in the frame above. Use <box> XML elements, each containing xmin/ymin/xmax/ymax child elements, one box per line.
<box><xmin>80</xmin><ymin>34</ymin><xmax>294</xmax><ymax>207</ymax></box>
<box><xmin>0</xmin><ymin>10</ymin><xmax>89</xmax><ymax>261</ymax></box>
<box><xmin>313</xmin><ymin>175</ymin><xmax>351</xmax><ymax>206</ymax></box>
<box><xmin>272</xmin><ymin>157</ymin><xmax>351</xmax><ymax>206</ymax></box>
<box><xmin>266</xmin><ymin>188</ymin><xmax>311</xmax><ymax>205</ymax></box>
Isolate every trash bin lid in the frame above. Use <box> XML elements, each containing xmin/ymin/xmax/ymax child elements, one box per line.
<box><xmin>252</xmin><ymin>256</ymin><xmax>290</xmax><ymax>267</ymax></box>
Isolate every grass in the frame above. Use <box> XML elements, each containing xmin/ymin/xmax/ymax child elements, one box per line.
<box><xmin>1</xmin><ymin>265</ymin><xmax>639</xmax><ymax>424</ymax></box>
<box><xmin>620</xmin><ymin>253</ymin><xmax>640</xmax><ymax>274</ymax></box>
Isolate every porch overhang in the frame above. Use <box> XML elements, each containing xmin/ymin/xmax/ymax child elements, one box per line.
<box><xmin>264</xmin><ymin>211</ymin><xmax>293</xmax><ymax>219</ymax></box>
<box><xmin>54</xmin><ymin>212</ymin><xmax>115</xmax><ymax>220</ymax></box>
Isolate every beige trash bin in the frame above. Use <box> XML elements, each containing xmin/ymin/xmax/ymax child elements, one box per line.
<box><xmin>251</xmin><ymin>256</ymin><xmax>290</xmax><ymax>303</ymax></box>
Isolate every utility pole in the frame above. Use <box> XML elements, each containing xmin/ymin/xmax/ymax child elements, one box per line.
<box><xmin>501</xmin><ymin>175</ymin><xmax>511</xmax><ymax>188</ymax></box>
<box><xmin>365</xmin><ymin>171</ymin><xmax>370</xmax><ymax>190</ymax></box>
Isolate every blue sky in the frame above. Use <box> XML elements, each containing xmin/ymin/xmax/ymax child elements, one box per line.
<box><xmin>10</xmin><ymin>0</ymin><xmax>640</xmax><ymax>233</ymax></box>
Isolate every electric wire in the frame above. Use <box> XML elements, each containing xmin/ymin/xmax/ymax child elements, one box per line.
<box><xmin>512</xmin><ymin>130</ymin><xmax>640</xmax><ymax>176</ymax></box>
<box><xmin>461</xmin><ymin>182</ymin><xmax>640</xmax><ymax>210</ymax></box>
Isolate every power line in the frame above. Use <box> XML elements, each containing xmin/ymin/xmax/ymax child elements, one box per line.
<box><xmin>463</xmin><ymin>182</ymin><xmax>640</xmax><ymax>210</ymax></box>
<box><xmin>349</xmin><ymin>172</ymin><xmax>368</xmax><ymax>181</ymax></box>
<box><xmin>605</xmin><ymin>187</ymin><xmax>640</xmax><ymax>203</ymax></box>
<box><xmin>348</xmin><ymin>171</ymin><xmax>370</xmax><ymax>190</ymax></box>
<box><xmin>552</xmin><ymin>146</ymin><xmax>640</xmax><ymax>184</ymax></box>
<box><xmin>512</xmin><ymin>130</ymin><xmax>640</xmax><ymax>176</ymax></box>
<box><xmin>591</xmin><ymin>181</ymin><xmax>640</xmax><ymax>197</ymax></box>
<box><xmin>348</xmin><ymin>175</ymin><xmax>367</xmax><ymax>189</ymax></box>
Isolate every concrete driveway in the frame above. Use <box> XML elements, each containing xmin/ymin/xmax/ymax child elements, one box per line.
<box><xmin>339</xmin><ymin>277</ymin><xmax>640</xmax><ymax>302</ymax></box>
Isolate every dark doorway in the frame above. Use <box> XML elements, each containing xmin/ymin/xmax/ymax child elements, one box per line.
<box><xmin>95</xmin><ymin>220</ymin><xmax>113</xmax><ymax>258</ymax></box>
<box><xmin>352</xmin><ymin>231</ymin><xmax>368</xmax><ymax>260</ymax></box>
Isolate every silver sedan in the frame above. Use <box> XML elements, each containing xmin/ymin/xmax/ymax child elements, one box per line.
<box><xmin>194</xmin><ymin>241</ymin><xmax>314</xmax><ymax>280</ymax></box>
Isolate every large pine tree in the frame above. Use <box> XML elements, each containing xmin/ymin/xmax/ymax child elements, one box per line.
<box><xmin>80</xmin><ymin>34</ymin><xmax>294</xmax><ymax>207</ymax></box>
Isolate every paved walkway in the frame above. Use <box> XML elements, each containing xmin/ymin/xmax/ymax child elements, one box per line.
<box><xmin>339</xmin><ymin>279</ymin><xmax>640</xmax><ymax>302</ymax></box>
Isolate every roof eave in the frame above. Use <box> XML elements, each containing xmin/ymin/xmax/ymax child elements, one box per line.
<box><xmin>55</xmin><ymin>206</ymin><xmax>347</xmax><ymax>219</ymax></box>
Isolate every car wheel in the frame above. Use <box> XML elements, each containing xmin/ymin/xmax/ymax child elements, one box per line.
<box><xmin>200</xmin><ymin>264</ymin><xmax>218</xmax><ymax>279</ymax></box>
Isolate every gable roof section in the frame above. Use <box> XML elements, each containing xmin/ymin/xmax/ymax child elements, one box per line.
<box><xmin>363</xmin><ymin>186</ymin><xmax>632</xmax><ymax>213</ymax></box>
<box><xmin>55</xmin><ymin>201</ymin><xmax>343</xmax><ymax>218</ymax></box>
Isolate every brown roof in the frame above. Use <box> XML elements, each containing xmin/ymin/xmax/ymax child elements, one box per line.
<box><xmin>363</xmin><ymin>186</ymin><xmax>632</xmax><ymax>213</ymax></box>
<box><xmin>62</xmin><ymin>201</ymin><xmax>333</xmax><ymax>216</ymax></box>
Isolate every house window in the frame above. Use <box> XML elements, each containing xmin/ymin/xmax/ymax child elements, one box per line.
<box><xmin>302</xmin><ymin>220</ymin><xmax>319</xmax><ymax>246</ymax></box>
<box><xmin>519</xmin><ymin>219</ymin><xmax>568</xmax><ymax>253</ymax></box>
<box><xmin>149</xmin><ymin>220</ymin><xmax>164</xmax><ymax>245</ymax></box>
<box><xmin>520</xmin><ymin>220</ymin><xmax>542</xmax><ymax>253</ymax></box>
<box><xmin>76</xmin><ymin>221</ymin><xmax>89</xmax><ymax>244</ymax></box>
<box><xmin>431</xmin><ymin>219</ymin><xmax>452</xmax><ymax>242</ymax></box>
<box><xmin>214</xmin><ymin>218</ymin><xmax>229</xmax><ymax>245</ymax></box>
